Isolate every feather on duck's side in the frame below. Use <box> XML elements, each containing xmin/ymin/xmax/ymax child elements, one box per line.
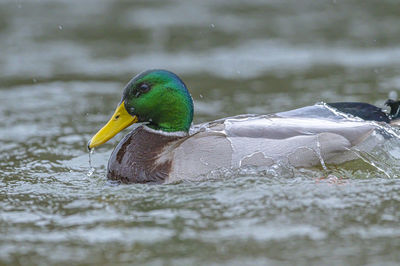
<box><xmin>167</xmin><ymin>115</ymin><xmax>379</xmax><ymax>182</ymax></box>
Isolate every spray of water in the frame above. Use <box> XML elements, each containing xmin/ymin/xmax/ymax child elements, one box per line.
<box><xmin>87</xmin><ymin>147</ymin><xmax>95</xmax><ymax>177</ymax></box>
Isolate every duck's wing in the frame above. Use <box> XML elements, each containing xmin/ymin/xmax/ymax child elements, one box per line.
<box><xmin>224</xmin><ymin>116</ymin><xmax>374</xmax><ymax>145</ymax></box>
<box><xmin>168</xmin><ymin>116</ymin><xmax>379</xmax><ymax>182</ymax></box>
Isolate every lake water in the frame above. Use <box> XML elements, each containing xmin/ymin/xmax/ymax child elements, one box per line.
<box><xmin>1</xmin><ymin>0</ymin><xmax>400</xmax><ymax>265</ymax></box>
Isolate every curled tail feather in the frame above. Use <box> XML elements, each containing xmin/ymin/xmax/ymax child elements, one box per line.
<box><xmin>385</xmin><ymin>99</ymin><xmax>400</xmax><ymax>120</ymax></box>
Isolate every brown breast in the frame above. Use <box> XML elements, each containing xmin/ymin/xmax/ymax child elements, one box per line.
<box><xmin>107</xmin><ymin>126</ymin><xmax>183</xmax><ymax>184</ymax></box>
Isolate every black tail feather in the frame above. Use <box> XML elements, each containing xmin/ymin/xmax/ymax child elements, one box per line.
<box><xmin>385</xmin><ymin>99</ymin><xmax>400</xmax><ymax>120</ymax></box>
<box><xmin>327</xmin><ymin>102</ymin><xmax>391</xmax><ymax>123</ymax></box>
<box><xmin>327</xmin><ymin>99</ymin><xmax>400</xmax><ymax>123</ymax></box>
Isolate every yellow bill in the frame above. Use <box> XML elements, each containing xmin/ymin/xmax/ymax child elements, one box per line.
<box><xmin>88</xmin><ymin>101</ymin><xmax>138</xmax><ymax>149</ymax></box>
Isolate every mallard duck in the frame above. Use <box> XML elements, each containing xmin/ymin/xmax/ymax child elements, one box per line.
<box><xmin>88</xmin><ymin>70</ymin><xmax>400</xmax><ymax>184</ymax></box>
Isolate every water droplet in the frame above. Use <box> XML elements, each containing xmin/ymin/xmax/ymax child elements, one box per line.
<box><xmin>58</xmin><ymin>25</ymin><xmax>63</xmax><ymax>30</ymax></box>
<box><xmin>210</xmin><ymin>23</ymin><xmax>215</xmax><ymax>28</ymax></box>
<box><xmin>87</xmin><ymin>167</ymin><xmax>95</xmax><ymax>177</ymax></box>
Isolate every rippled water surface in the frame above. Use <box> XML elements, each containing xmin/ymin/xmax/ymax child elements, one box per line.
<box><xmin>1</xmin><ymin>0</ymin><xmax>400</xmax><ymax>265</ymax></box>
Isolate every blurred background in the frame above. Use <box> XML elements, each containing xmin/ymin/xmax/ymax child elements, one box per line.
<box><xmin>2</xmin><ymin>0</ymin><xmax>400</xmax><ymax>120</ymax></box>
<box><xmin>1</xmin><ymin>0</ymin><xmax>400</xmax><ymax>265</ymax></box>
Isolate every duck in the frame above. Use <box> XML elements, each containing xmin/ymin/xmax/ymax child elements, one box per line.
<box><xmin>88</xmin><ymin>69</ymin><xmax>400</xmax><ymax>184</ymax></box>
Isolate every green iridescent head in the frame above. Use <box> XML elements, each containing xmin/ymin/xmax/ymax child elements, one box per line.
<box><xmin>88</xmin><ymin>69</ymin><xmax>194</xmax><ymax>148</ymax></box>
<box><xmin>122</xmin><ymin>69</ymin><xmax>194</xmax><ymax>132</ymax></box>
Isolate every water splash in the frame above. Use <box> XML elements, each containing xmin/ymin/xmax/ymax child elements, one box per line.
<box><xmin>87</xmin><ymin>148</ymin><xmax>95</xmax><ymax>177</ymax></box>
<box><xmin>315</xmin><ymin>135</ymin><xmax>328</xmax><ymax>171</ymax></box>
<box><xmin>349</xmin><ymin>148</ymin><xmax>391</xmax><ymax>178</ymax></box>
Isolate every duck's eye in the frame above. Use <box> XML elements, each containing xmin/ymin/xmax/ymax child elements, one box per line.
<box><xmin>139</xmin><ymin>83</ymin><xmax>151</xmax><ymax>93</ymax></box>
<box><xmin>134</xmin><ymin>83</ymin><xmax>151</xmax><ymax>97</ymax></box>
